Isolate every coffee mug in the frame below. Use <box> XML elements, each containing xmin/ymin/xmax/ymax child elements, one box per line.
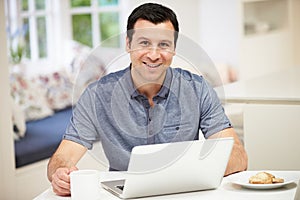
<box><xmin>70</xmin><ymin>170</ymin><xmax>101</xmax><ymax>200</ymax></box>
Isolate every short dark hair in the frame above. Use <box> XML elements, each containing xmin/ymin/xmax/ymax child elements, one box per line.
<box><xmin>126</xmin><ymin>3</ymin><xmax>179</xmax><ymax>46</ymax></box>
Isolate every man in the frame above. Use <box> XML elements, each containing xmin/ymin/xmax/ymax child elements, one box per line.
<box><xmin>48</xmin><ymin>3</ymin><xmax>248</xmax><ymax>196</ymax></box>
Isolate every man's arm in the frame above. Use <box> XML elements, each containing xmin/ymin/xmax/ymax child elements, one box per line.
<box><xmin>208</xmin><ymin>128</ymin><xmax>248</xmax><ymax>176</ymax></box>
<box><xmin>47</xmin><ymin>139</ymin><xmax>87</xmax><ymax>196</ymax></box>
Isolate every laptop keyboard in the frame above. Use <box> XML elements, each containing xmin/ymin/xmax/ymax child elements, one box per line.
<box><xmin>116</xmin><ymin>185</ymin><xmax>124</xmax><ymax>191</ymax></box>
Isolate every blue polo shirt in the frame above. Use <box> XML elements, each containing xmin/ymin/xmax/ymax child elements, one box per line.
<box><xmin>63</xmin><ymin>66</ymin><xmax>231</xmax><ymax>171</ymax></box>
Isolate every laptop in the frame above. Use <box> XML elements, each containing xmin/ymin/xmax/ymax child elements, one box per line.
<box><xmin>101</xmin><ymin>137</ymin><xmax>234</xmax><ymax>199</ymax></box>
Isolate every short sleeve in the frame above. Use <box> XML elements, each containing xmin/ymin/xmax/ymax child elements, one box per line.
<box><xmin>199</xmin><ymin>79</ymin><xmax>232</xmax><ymax>138</ymax></box>
<box><xmin>63</xmin><ymin>82</ymin><xmax>100</xmax><ymax>149</ymax></box>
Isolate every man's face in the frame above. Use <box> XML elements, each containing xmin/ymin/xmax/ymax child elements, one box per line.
<box><xmin>126</xmin><ymin>19</ymin><xmax>176</xmax><ymax>85</ymax></box>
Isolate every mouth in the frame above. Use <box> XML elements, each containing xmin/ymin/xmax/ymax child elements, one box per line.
<box><xmin>143</xmin><ymin>62</ymin><xmax>162</xmax><ymax>68</ymax></box>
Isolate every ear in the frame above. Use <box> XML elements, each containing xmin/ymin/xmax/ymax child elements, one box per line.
<box><xmin>126</xmin><ymin>37</ymin><xmax>131</xmax><ymax>53</ymax></box>
<box><xmin>172</xmin><ymin>48</ymin><xmax>176</xmax><ymax>56</ymax></box>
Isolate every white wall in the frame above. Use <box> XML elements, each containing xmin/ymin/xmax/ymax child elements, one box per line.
<box><xmin>292</xmin><ymin>0</ymin><xmax>300</xmax><ymax>65</ymax></box>
<box><xmin>0</xmin><ymin>0</ymin><xmax>16</xmax><ymax>199</ymax></box>
<box><xmin>198</xmin><ymin>0</ymin><xmax>240</xmax><ymax>69</ymax></box>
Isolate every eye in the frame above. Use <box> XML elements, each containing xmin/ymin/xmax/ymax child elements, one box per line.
<box><xmin>139</xmin><ymin>40</ymin><xmax>150</xmax><ymax>47</ymax></box>
<box><xmin>159</xmin><ymin>42</ymin><xmax>171</xmax><ymax>49</ymax></box>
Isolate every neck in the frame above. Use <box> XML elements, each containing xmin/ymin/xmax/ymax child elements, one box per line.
<box><xmin>132</xmin><ymin>78</ymin><xmax>164</xmax><ymax>107</ymax></box>
<box><xmin>138</xmin><ymin>84</ymin><xmax>162</xmax><ymax>107</ymax></box>
<box><xmin>131</xmin><ymin>69</ymin><xmax>166</xmax><ymax>99</ymax></box>
<box><xmin>137</xmin><ymin>83</ymin><xmax>162</xmax><ymax>99</ymax></box>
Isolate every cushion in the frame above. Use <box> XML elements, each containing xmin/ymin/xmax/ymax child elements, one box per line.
<box><xmin>10</xmin><ymin>73</ymin><xmax>54</xmax><ymax>121</ymax></box>
<box><xmin>37</xmin><ymin>69</ymin><xmax>73</xmax><ymax>110</ymax></box>
<box><xmin>63</xmin><ymin>40</ymin><xmax>106</xmax><ymax>103</ymax></box>
<box><xmin>14</xmin><ymin>107</ymin><xmax>73</xmax><ymax>168</ymax></box>
<box><xmin>63</xmin><ymin>40</ymin><xmax>93</xmax><ymax>84</ymax></box>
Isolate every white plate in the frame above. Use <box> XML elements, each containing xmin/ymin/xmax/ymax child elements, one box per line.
<box><xmin>228</xmin><ymin>171</ymin><xmax>297</xmax><ymax>190</ymax></box>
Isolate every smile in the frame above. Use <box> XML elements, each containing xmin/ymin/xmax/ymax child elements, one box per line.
<box><xmin>143</xmin><ymin>62</ymin><xmax>162</xmax><ymax>68</ymax></box>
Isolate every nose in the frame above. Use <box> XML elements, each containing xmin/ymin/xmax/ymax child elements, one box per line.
<box><xmin>147</xmin><ymin>47</ymin><xmax>160</xmax><ymax>61</ymax></box>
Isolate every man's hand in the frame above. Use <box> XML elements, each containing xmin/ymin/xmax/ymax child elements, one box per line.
<box><xmin>51</xmin><ymin>166</ymin><xmax>78</xmax><ymax>196</ymax></box>
<box><xmin>47</xmin><ymin>140</ymin><xmax>87</xmax><ymax>196</ymax></box>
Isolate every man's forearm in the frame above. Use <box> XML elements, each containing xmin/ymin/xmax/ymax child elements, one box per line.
<box><xmin>225</xmin><ymin>142</ymin><xmax>248</xmax><ymax>176</ymax></box>
<box><xmin>47</xmin><ymin>139</ymin><xmax>88</xmax><ymax>181</ymax></box>
<box><xmin>208</xmin><ymin>128</ymin><xmax>248</xmax><ymax>176</ymax></box>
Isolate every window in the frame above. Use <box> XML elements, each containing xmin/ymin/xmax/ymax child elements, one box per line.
<box><xmin>20</xmin><ymin>0</ymin><xmax>51</xmax><ymax>61</ymax></box>
<box><xmin>5</xmin><ymin>0</ymin><xmax>51</xmax><ymax>62</ymax></box>
<box><xmin>5</xmin><ymin>0</ymin><xmax>124</xmax><ymax>65</ymax></box>
<box><xmin>70</xmin><ymin>0</ymin><xmax>121</xmax><ymax>48</ymax></box>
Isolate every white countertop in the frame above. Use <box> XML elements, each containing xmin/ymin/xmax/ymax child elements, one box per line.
<box><xmin>215</xmin><ymin>67</ymin><xmax>300</xmax><ymax>104</ymax></box>
<box><xmin>34</xmin><ymin>171</ymin><xmax>300</xmax><ymax>200</ymax></box>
